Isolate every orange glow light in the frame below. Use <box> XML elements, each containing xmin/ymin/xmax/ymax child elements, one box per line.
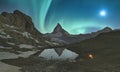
<box><xmin>88</xmin><ymin>54</ymin><xmax>93</xmax><ymax>59</ymax></box>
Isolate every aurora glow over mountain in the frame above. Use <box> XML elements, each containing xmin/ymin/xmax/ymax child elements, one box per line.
<box><xmin>0</xmin><ymin>0</ymin><xmax>120</xmax><ymax>34</ymax></box>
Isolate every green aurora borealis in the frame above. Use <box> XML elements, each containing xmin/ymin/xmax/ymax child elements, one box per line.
<box><xmin>0</xmin><ymin>0</ymin><xmax>120</xmax><ymax>34</ymax></box>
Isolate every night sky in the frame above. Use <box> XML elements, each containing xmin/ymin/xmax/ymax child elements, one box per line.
<box><xmin>0</xmin><ymin>0</ymin><xmax>120</xmax><ymax>34</ymax></box>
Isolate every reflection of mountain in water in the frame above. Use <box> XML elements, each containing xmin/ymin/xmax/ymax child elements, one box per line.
<box><xmin>39</xmin><ymin>48</ymin><xmax>78</xmax><ymax>60</ymax></box>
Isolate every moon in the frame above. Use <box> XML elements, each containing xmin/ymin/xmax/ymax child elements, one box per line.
<box><xmin>100</xmin><ymin>10</ymin><xmax>106</xmax><ymax>16</ymax></box>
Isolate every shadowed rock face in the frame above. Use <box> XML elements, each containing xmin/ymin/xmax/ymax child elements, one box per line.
<box><xmin>1</xmin><ymin>10</ymin><xmax>34</xmax><ymax>31</ymax></box>
<box><xmin>0</xmin><ymin>10</ymin><xmax>47</xmax><ymax>48</ymax></box>
<box><xmin>64</xmin><ymin>30</ymin><xmax>120</xmax><ymax>59</ymax></box>
<box><xmin>0</xmin><ymin>10</ymin><xmax>43</xmax><ymax>39</ymax></box>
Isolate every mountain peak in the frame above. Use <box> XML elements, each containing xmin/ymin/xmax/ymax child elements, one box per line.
<box><xmin>14</xmin><ymin>10</ymin><xmax>22</xmax><ymax>14</ymax></box>
<box><xmin>96</xmin><ymin>27</ymin><xmax>112</xmax><ymax>34</ymax></box>
<box><xmin>56</xmin><ymin>23</ymin><xmax>61</xmax><ymax>27</ymax></box>
<box><xmin>53</xmin><ymin>23</ymin><xmax>64</xmax><ymax>33</ymax></box>
<box><xmin>54</xmin><ymin>23</ymin><xmax>62</xmax><ymax>32</ymax></box>
<box><xmin>103</xmin><ymin>27</ymin><xmax>112</xmax><ymax>31</ymax></box>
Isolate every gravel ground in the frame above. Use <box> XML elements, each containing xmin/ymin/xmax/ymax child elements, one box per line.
<box><xmin>1</xmin><ymin>56</ymin><xmax>120</xmax><ymax>72</ymax></box>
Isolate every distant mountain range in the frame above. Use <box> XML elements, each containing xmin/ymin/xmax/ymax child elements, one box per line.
<box><xmin>44</xmin><ymin>23</ymin><xmax>113</xmax><ymax>44</ymax></box>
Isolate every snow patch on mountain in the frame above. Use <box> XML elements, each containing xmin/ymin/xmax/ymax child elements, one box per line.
<box><xmin>22</xmin><ymin>32</ymin><xmax>31</xmax><ymax>38</ymax></box>
<box><xmin>18</xmin><ymin>44</ymin><xmax>34</xmax><ymax>49</ymax></box>
<box><xmin>0</xmin><ymin>29</ymin><xmax>6</xmax><ymax>35</ymax></box>
<box><xmin>4</xmin><ymin>24</ymin><xmax>18</xmax><ymax>29</ymax></box>
<box><xmin>12</xmin><ymin>30</ymin><xmax>21</xmax><ymax>34</ymax></box>
<box><xmin>18</xmin><ymin>51</ymin><xmax>37</xmax><ymax>58</ymax></box>
<box><xmin>12</xmin><ymin>30</ymin><xmax>40</xmax><ymax>43</ymax></box>
<box><xmin>0</xmin><ymin>52</ymin><xmax>18</xmax><ymax>60</ymax></box>
<box><xmin>0</xmin><ymin>29</ymin><xmax>12</xmax><ymax>39</ymax></box>
<box><xmin>0</xmin><ymin>34</ymin><xmax>12</xmax><ymax>39</ymax></box>
<box><xmin>6</xmin><ymin>42</ymin><xmax>15</xmax><ymax>46</ymax></box>
<box><xmin>0</xmin><ymin>51</ymin><xmax>37</xmax><ymax>60</ymax></box>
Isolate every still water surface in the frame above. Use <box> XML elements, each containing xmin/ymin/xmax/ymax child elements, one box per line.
<box><xmin>39</xmin><ymin>48</ymin><xmax>78</xmax><ymax>60</ymax></box>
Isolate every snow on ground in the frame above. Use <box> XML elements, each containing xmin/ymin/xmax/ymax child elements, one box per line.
<box><xmin>34</xmin><ymin>39</ymin><xmax>39</xmax><ymax>43</ymax></box>
<box><xmin>22</xmin><ymin>32</ymin><xmax>40</xmax><ymax>43</ymax></box>
<box><xmin>6</xmin><ymin>35</ymin><xmax>12</xmax><ymax>38</ymax></box>
<box><xmin>0</xmin><ymin>61</ymin><xmax>21</xmax><ymax>72</ymax></box>
<box><xmin>0</xmin><ymin>34</ymin><xmax>12</xmax><ymax>39</ymax></box>
<box><xmin>0</xmin><ymin>35</ymin><xmax>6</xmax><ymax>38</ymax></box>
<box><xmin>12</xmin><ymin>30</ymin><xmax>21</xmax><ymax>34</ymax></box>
<box><xmin>37</xmin><ymin>45</ymin><xmax>43</xmax><ymax>48</ymax></box>
<box><xmin>0</xmin><ymin>46</ymin><xmax>6</xmax><ymax>48</ymax></box>
<box><xmin>0</xmin><ymin>29</ymin><xmax>6</xmax><ymax>35</ymax></box>
<box><xmin>0</xmin><ymin>46</ymin><xmax>11</xmax><ymax>49</ymax></box>
<box><xmin>45</xmin><ymin>41</ymin><xmax>53</xmax><ymax>46</ymax></box>
<box><xmin>4</xmin><ymin>24</ymin><xmax>18</xmax><ymax>29</ymax></box>
<box><xmin>12</xmin><ymin>30</ymin><xmax>39</xmax><ymax>43</ymax></box>
<box><xmin>7</xmin><ymin>42</ymin><xmax>15</xmax><ymax>46</ymax></box>
<box><xmin>22</xmin><ymin>32</ymin><xmax>31</xmax><ymax>38</ymax></box>
<box><xmin>0</xmin><ymin>26</ymin><xmax>13</xmax><ymax>39</ymax></box>
<box><xmin>0</xmin><ymin>51</ymin><xmax>37</xmax><ymax>60</ymax></box>
<box><xmin>18</xmin><ymin>51</ymin><xmax>37</xmax><ymax>58</ymax></box>
<box><xmin>18</xmin><ymin>44</ymin><xmax>34</xmax><ymax>49</ymax></box>
<box><xmin>0</xmin><ymin>52</ymin><xmax>18</xmax><ymax>60</ymax></box>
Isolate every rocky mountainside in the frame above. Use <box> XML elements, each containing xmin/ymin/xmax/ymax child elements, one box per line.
<box><xmin>44</xmin><ymin>23</ymin><xmax>112</xmax><ymax>44</ymax></box>
<box><xmin>0</xmin><ymin>10</ymin><xmax>48</xmax><ymax>55</ymax></box>
<box><xmin>64</xmin><ymin>30</ymin><xmax>120</xmax><ymax>59</ymax></box>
